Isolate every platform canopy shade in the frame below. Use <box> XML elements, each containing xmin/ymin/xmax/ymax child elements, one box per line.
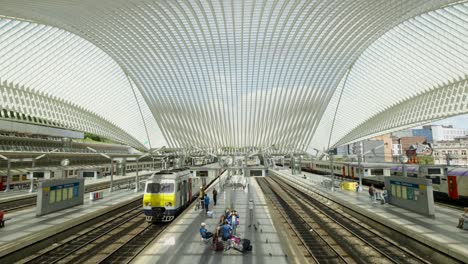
<box><xmin>0</xmin><ymin>0</ymin><xmax>467</xmax><ymax>151</ymax></box>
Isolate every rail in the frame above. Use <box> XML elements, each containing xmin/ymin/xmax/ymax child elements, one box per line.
<box><xmin>269</xmin><ymin>175</ymin><xmax>429</xmax><ymax>264</ymax></box>
<box><xmin>257</xmin><ymin>177</ymin><xmax>347</xmax><ymax>263</ymax></box>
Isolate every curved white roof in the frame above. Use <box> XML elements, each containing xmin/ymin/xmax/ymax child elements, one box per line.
<box><xmin>0</xmin><ymin>0</ymin><xmax>466</xmax><ymax>151</ymax></box>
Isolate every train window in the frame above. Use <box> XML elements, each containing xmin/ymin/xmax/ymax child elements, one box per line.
<box><xmin>427</xmin><ymin>168</ymin><xmax>440</xmax><ymax>175</ymax></box>
<box><xmin>432</xmin><ymin>176</ymin><xmax>441</xmax><ymax>184</ymax></box>
<box><xmin>373</xmin><ymin>169</ymin><xmax>384</xmax><ymax>176</ymax></box>
<box><xmin>12</xmin><ymin>175</ymin><xmax>20</xmax><ymax>182</ymax></box>
<box><xmin>147</xmin><ymin>183</ymin><xmax>174</xmax><ymax>193</ymax></box>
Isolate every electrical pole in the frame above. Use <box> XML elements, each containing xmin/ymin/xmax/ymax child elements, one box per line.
<box><xmin>329</xmin><ymin>151</ymin><xmax>334</xmax><ymax>191</ymax></box>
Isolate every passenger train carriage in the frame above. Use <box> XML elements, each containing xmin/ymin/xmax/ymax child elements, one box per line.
<box><xmin>142</xmin><ymin>167</ymin><xmax>222</xmax><ymax>222</ymax></box>
<box><xmin>301</xmin><ymin>160</ymin><xmax>468</xmax><ymax>204</ymax></box>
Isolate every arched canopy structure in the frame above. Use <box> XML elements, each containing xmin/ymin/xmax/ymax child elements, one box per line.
<box><xmin>0</xmin><ymin>0</ymin><xmax>466</xmax><ymax>152</ymax></box>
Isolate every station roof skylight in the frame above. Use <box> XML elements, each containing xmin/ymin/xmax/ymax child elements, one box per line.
<box><xmin>0</xmin><ymin>0</ymin><xmax>466</xmax><ymax>151</ymax></box>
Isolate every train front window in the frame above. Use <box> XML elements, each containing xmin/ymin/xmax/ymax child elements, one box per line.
<box><xmin>146</xmin><ymin>183</ymin><xmax>174</xmax><ymax>193</ymax></box>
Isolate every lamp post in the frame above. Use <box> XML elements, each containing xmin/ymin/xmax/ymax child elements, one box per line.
<box><xmin>135</xmin><ymin>153</ymin><xmax>150</xmax><ymax>192</ymax></box>
<box><xmin>0</xmin><ymin>154</ymin><xmax>10</xmax><ymax>192</ymax></box>
<box><xmin>330</xmin><ymin>151</ymin><xmax>335</xmax><ymax>191</ymax></box>
<box><xmin>399</xmin><ymin>155</ymin><xmax>409</xmax><ymax>177</ymax></box>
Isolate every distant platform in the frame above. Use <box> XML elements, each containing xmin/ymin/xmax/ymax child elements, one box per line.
<box><xmin>272</xmin><ymin>170</ymin><xmax>468</xmax><ymax>263</ymax></box>
<box><xmin>0</xmin><ymin>188</ymin><xmax>144</xmax><ymax>259</ymax></box>
<box><xmin>0</xmin><ymin>170</ymin><xmax>154</xmax><ymax>204</ymax></box>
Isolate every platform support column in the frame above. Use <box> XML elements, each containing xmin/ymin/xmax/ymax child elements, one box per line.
<box><xmin>402</xmin><ymin>163</ymin><xmax>407</xmax><ymax>177</ymax></box>
<box><xmin>330</xmin><ymin>153</ymin><xmax>334</xmax><ymax>191</ymax></box>
<box><xmin>5</xmin><ymin>160</ymin><xmax>11</xmax><ymax>192</ymax></box>
<box><xmin>29</xmin><ymin>160</ymin><xmax>35</xmax><ymax>193</ymax></box>
<box><xmin>358</xmin><ymin>141</ymin><xmax>364</xmax><ymax>191</ymax></box>
<box><xmin>135</xmin><ymin>159</ymin><xmax>139</xmax><ymax>192</ymax></box>
<box><xmin>109</xmin><ymin>158</ymin><xmax>114</xmax><ymax>192</ymax></box>
<box><xmin>358</xmin><ymin>155</ymin><xmax>362</xmax><ymax>191</ymax></box>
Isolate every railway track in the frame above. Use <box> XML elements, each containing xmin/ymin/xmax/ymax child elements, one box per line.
<box><xmin>0</xmin><ymin>196</ymin><xmax>37</xmax><ymax>212</ymax></box>
<box><xmin>18</xmin><ymin>199</ymin><xmax>165</xmax><ymax>264</ymax></box>
<box><xmin>257</xmin><ymin>177</ymin><xmax>347</xmax><ymax>263</ymax></box>
<box><xmin>0</xmin><ymin>175</ymin><xmax>151</xmax><ymax>212</ymax></box>
<box><xmin>100</xmin><ymin>222</ymin><xmax>167</xmax><ymax>264</ymax></box>
<box><xmin>258</xmin><ymin>176</ymin><xmax>430</xmax><ymax>264</ymax></box>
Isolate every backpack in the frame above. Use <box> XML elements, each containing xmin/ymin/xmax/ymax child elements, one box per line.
<box><xmin>241</xmin><ymin>239</ymin><xmax>252</xmax><ymax>251</ymax></box>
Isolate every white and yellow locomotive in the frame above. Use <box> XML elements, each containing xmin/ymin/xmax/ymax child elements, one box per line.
<box><xmin>142</xmin><ymin>167</ymin><xmax>218</xmax><ymax>222</ymax></box>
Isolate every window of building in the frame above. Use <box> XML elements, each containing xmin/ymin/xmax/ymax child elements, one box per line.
<box><xmin>462</xmin><ymin>150</ymin><xmax>466</xmax><ymax>156</ymax></box>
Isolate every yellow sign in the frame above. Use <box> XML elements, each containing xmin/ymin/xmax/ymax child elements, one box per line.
<box><xmin>419</xmin><ymin>184</ymin><xmax>426</xmax><ymax>190</ymax></box>
<box><xmin>43</xmin><ymin>187</ymin><xmax>50</xmax><ymax>192</ymax></box>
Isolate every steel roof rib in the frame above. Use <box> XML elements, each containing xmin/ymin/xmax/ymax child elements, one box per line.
<box><xmin>0</xmin><ymin>0</ymin><xmax>466</xmax><ymax>151</ymax></box>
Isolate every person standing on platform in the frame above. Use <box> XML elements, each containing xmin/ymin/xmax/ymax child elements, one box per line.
<box><xmin>369</xmin><ymin>184</ymin><xmax>376</xmax><ymax>202</ymax></box>
<box><xmin>212</xmin><ymin>188</ymin><xmax>218</xmax><ymax>206</ymax></box>
<box><xmin>225</xmin><ymin>208</ymin><xmax>231</xmax><ymax>220</ymax></box>
<box><xmin>230</xmin><ymin>210</ymin><xmax>239</xmax><ymax>235</ymax></box>
<box><xmin>0</xmin><ymin>210</ymin><xmax>4</xmax><ymax>228</ymax></box>
<box><xmin>220</xmin><ymin>220</ymin><xmax>233</xmax><ymax>250</ymax></box>
<box><xmin>248</xmin><ymin>199</ymin><xmax>254</xmax><ymax>227</ymax></box>
<box><xmin>382</xmin><ymin>187</ymin><xmax>388</xmax><ymax>204</ymax></box>
<box><xmin>457</xmin><ymin>207</ymin><xmax>468</xmax><ymax>229</ymax></box>
<box><xmin>199</xmin><ymin>187</ymin><xmax>205</xmax><ymax>210</ymax></box>
<box><xmin>217</xmin><ymin>215</ymin><xmax>226</xmax><ymax>236</ymax></box>
<box><xmin>204</xmin><ymin>193</ymin><xmax>210</xmax><ymax>214</ymax></box>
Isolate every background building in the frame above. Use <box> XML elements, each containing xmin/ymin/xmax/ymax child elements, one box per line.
<box><xmin>394</xmin><ymin>125</ymin><xmax>468</xmax><ymax>143</ymax></box>
<box><xmin>431</xmin><ymin>125</ymin><xmax>468</xmax><ymax>142</ymax></box>
<box><xmin>432</xmin><ymin>137</ymin><xmax>468</xmax><ymax>165</ymax></box>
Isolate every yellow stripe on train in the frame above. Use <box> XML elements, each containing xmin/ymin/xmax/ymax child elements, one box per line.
<box><xmin>143</xmin><ymin>193</ymin><xmax>176</xmax><ymax>207</ymax></box>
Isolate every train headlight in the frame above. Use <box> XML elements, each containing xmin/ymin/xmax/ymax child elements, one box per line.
<box><xmin>146</xmin><ymin>202</ymin><xmax>152</xmax><ymax>206</ymax></box>
<box><xmin>165</xmin><ymin>202</ymin><xmax>172</xmax><ymax>207</ymax></box>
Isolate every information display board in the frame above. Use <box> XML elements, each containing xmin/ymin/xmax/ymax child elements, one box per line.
<box><xmin>384</xmin><ymin>176</ymin><xmax>434</xmax><ymax>216</ymax></box>
<box><xmin>36</xmin><ymin>178</ymin><xmax>85</xmax><ymax>216</ymax></box>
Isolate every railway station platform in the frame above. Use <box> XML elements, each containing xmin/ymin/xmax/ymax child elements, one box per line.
<box><xmin>133</xmin><ymin>175</ymin><xmax>298</xmax><ymax>264</ymax></box>
<box><xmin>0</xmin><ymin>187</ymin><xmax>144</xmax><ymax>259</ymax></box>
<box><xmin>0</xmin><ymin>170</ymin><xmax>154</xmax><ymax>204</ymax></box>
<box><xmin>270</xmin><ymin>169</ymin><xmax>468</xmax><ymax>263</ymax></box>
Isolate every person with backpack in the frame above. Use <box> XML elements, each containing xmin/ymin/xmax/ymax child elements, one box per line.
<box><xmin>220</xmin><ymin>220</ymin><xmax>233</xmax><ymax>251</ymax></box>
